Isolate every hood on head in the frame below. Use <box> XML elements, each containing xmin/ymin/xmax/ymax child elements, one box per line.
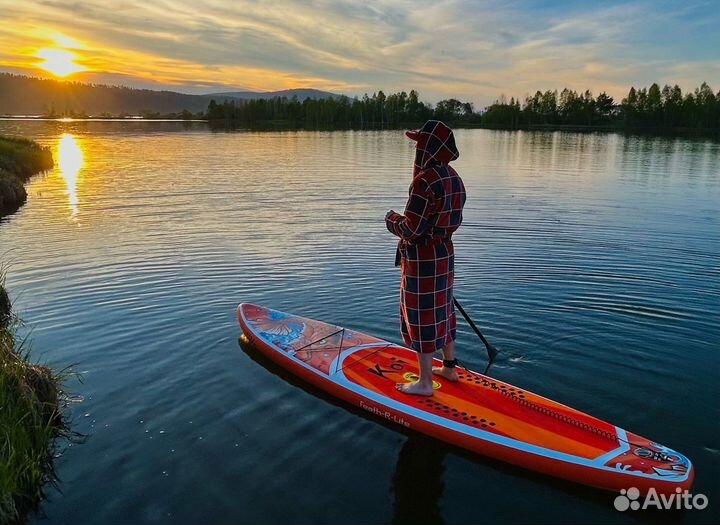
<box><xmin>407</xmin><ymin>120</ymin><xmax>459</xmax><ymax>175</ymax></box>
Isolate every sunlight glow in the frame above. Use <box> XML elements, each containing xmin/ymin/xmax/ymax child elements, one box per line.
<box><xmin>37</xmin><ymin>48</ymin><xmax>86</xmax><ymax>77</ymax></box>
<box><xmin>52</xmin><ymin>33</ymin><xmax>83</xmax><ymax>49</ymax></box>
<box><xmin>57</xmin><ymin>134</ymin><xmax>84</xmax><ymax>218</ymax></box>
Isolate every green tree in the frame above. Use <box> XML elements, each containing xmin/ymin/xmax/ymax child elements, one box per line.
<box><xmin>694</xmin><ymin>82</ymin><xmax>716</xmax><ymax>128</ymax></box>
<box><xmin>622</xmin><ymin>87</ymin><xmax>638</xmax><ymax>124</ymax></box>
<box><xmin>661</xmin><ymin>85</ymin><xmax>683</xmax><ymax>127</ymax></box>
<box><xmin>647</xmin><ymin>83</ymin><xmax>662</xmax><ymax>125</ymax></box>
<box><xmin>596</xmin><ymin>92</ymin><xmax>614</xmax><ymax>121</ymax></box>
<box><xmin>541</xmin><ymin>90</ymin><xmax>558</xmax><ymax>124</ymax></box>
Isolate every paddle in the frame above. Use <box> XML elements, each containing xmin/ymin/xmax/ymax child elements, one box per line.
<box><xmin>453</xmin><ymin>297</ymin><xmax>498</xmax><ymax>372</ymax></box>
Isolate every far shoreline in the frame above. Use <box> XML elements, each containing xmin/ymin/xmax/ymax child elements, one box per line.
<box><xmin>2</xmin><ymin>117</ymin><xmax>718</xmax><ymax>139</ymax></box>
<box><xmin>0</xmin><ymin>116</ymin><xmax>208</xmax><ymax>122</ymax></box>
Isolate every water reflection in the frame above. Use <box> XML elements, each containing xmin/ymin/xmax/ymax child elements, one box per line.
<box><xmin>391</xmin><ymin>436</ymin><xmax>446</xmax><ymax>525</ymax></box>
<box><xmin>238</xmin><ymin>336</ymin><xmax>448</xmax><ymax>523</ymax></box>
<box><xmin>57</xmin><ymin>133</ymin><xmax>83</xmax><ymax>218</ymax></box>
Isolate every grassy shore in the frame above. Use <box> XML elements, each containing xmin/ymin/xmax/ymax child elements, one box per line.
<box><xmin>0</xmin><ymin>136</ymin><xmax>66</xmax><ymax>525</ymax></box>
<box><xmin>0</xmin><ymin>136</ymin><xmax>53</xmax><ymax>216</ymax></box>
<box><xmin>0</xmin><ymin>275</ymin><xmax>68</xmax><ymax>524</ymax></box>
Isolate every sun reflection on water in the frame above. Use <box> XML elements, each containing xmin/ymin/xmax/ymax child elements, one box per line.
<box><xmin>57</xmin><ymin>133</ymin><xmax>84</xmax><ymax>218</ymax></box>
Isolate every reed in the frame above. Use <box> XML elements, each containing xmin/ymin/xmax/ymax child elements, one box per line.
<box><xmin>0</xmin><ymin>170</ymin><xmax>27</xmax><ymax>214</ymax></box>
<box><xmin>0</xmin><ymin>271</ymin><xmax>71</xmax><ymax>525</ymax></box>
<box><xmin>0</xmin><ymin>137</ymin><xmax>53</xmax><ymax>181</ymax></box>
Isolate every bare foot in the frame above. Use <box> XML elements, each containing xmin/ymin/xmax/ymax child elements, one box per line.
<box><xmin>396</xmin><ymin>380</ymin><xmax>434</xmax><ymax>396</ymax></box>
<box><xmin>432</xmin><ymin>366</ymin><xmax>459</xmax><ymax>382</ymax></box>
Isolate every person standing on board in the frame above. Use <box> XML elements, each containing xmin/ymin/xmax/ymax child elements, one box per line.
<box><xmin>385</xmin><ymin>120</ymin><xmax>466</xmax><ymax>396</ymax></box>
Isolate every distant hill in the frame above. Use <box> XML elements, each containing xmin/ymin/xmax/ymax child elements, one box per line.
<box><xmin>207</xmin><ymin>88</ymin><xmax>340</xmax><ymax>101</ymax></box>
<box><xmin>0</xmin><ymin>73</ymin><xmax>340</xmax><ymax>116</ymax></box>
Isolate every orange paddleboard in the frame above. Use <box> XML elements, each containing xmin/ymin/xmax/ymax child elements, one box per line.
<box><xmin>238</xmin><ymin>303</ymin><xmax>693</xmax><ymax>494</ymax></box>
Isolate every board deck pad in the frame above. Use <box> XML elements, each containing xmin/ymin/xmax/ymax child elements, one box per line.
<box><xmin>238</xmin><ymin>303</ymin><xmax>693</xmax><ymax>492</ymax></box>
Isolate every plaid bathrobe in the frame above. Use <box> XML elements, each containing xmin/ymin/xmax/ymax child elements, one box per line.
<box><xmin>386</xmin><ymin>120</ymin><xmax>466</xmax><ymax>353</ymax></box>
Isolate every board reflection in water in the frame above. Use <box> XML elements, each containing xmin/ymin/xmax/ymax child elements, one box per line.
<box><xmin>392</xmin><ymin>435</ymin><xmax>447</xmax><ymax>525</ymax></box>
<box><xmin>239</xmin><ymin>334</ymin><xmax>449</xmax><ymax>524</ymax></box>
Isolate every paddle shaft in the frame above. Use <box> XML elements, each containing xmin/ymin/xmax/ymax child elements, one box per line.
<box><xmin>453</xmin><ymin>297</ymin><xmax>498</xmax><ymax>363</ymax></box>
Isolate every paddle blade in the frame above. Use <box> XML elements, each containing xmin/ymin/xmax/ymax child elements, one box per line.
<box><xmin>487</xmin><ymin>343</ymin><xmax>499</xmax><ymax>362</ymax></box>
<box><xmin>482</xmin><ymin>344</ymin><xmax>499</xmax><ymax>375</ymax></box>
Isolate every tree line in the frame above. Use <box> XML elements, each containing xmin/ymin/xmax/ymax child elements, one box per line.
<box><xmin>3</xmin><ymin>73</ymin><xmax>716</xmax><ymax>132</ymax></box>
<box><xmin>206</xmin><ymin>90</ymin><xmax>481</xmax><ymax>129</ymax></box>
<box><xmin>208</xmin><ymin>83</ymin><xmax>719</xmax><ymax>132</ymax></box>
<box><xmin>481</xmin><ymin>82</ymin><xmax>719</xmax><ymax>130</ymax></box>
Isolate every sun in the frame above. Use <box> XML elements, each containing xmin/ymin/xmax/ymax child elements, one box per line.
<box><xmin>37</xmin><ymin>48</ymin><xmax>86</xmax><ymax>77</ymax></box>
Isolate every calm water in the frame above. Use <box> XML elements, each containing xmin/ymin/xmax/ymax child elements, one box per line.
<box><xmin>1</xmin><ymin>120</ymin><xmax>718</xmax><ymax>524</ymax></box>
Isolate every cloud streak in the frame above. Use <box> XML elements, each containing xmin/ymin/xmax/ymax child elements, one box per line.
<box><xmin>0</xmin><ymin>0</ymin><xmax>718</xmax><ymax>104</ymax></box>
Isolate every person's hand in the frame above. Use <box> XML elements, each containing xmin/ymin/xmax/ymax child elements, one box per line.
<box><xmin>385</xmin><ymin>210</ymin><xmax>395</xmax><ymax>221</ymax></box>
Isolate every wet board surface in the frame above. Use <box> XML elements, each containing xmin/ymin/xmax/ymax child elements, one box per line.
<box><xmin>238</xmin><ymin>303</ymin><xmax>693</xmax><ymax>494</ymax></box>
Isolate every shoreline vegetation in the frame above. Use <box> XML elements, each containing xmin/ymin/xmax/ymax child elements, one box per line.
<box><xmin>0</xmin><ymin>136</ymin><xmax>66</xmax><ymax>525</ymax></box>
<box><xmin>205</xmin><ymin>83</ymin><xmax>719</xmax><ymax>135</ymax></box>
<box><xmin>0</xmin><ymin>137</ymin><xmax>53</xmax><ymax>216</ymax></box>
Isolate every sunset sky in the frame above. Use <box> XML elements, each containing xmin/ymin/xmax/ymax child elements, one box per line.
<box><xmin>1</xmin><ymin>0</ymin><xmax>718</xmax><ymax>105</ymax></box>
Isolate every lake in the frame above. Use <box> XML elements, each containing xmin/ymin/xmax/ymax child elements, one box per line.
<box><xmin>1</xmin><ymin>120</ymin><xmax>718</xmax><ymax>524</ymax></box>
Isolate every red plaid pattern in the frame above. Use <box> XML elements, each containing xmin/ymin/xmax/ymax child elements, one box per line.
<box><xmin>386</xmin><ymin>121</ymin><xmax>466</xmax><ymax>353</ymax></box>
<box><xmin>410</xmin><ymin>120</ymin><xmax>459</xmax><ymax>177</ymax></box>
